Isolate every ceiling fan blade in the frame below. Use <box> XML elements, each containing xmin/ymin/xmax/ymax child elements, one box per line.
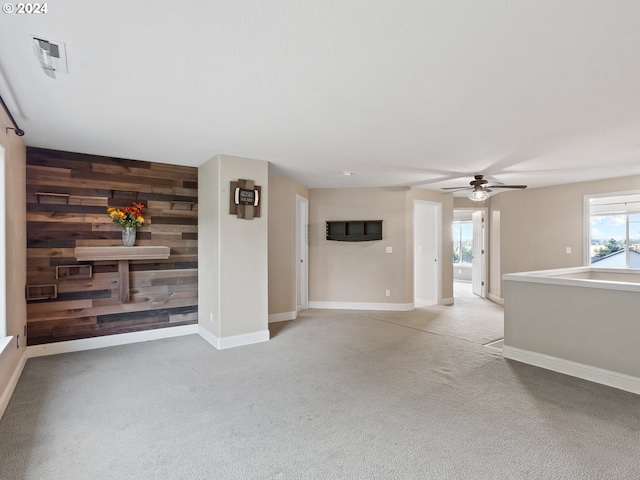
<box><xmin>441</xmin><ymin>186</ymin><xmax>471</xmax><ymax>190</ymax></box>
<box><xmin>487</xmin><ymin>185</ymin><xmax>527</xmax><ymax>189</ymax></box>
<box><xmin>441</xmin><ymin>187</ymin><xmax>471</xmax><ymax>194</ymax></box>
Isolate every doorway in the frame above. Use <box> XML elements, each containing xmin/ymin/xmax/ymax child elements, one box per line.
<box><xmin>413</xmin><ymin>200</ymin><xmax>441</xmax><ymax>306</ymax></box>
<box><xmin>295</xmin><ymin>195</ymin><xmax>308</xmax><ymax>311</ymax></box>
<box><xmin>453</xmin><ymin>208</ymin><xmax>487</xmax><ymax>298</ymax></box>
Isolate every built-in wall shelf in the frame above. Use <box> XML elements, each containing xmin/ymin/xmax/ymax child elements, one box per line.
<box><xmin>171</xmin><ymin>200</ymin><xmax>195</xmax><ymax>210</ymax></box>
<box><xmin>26</xmin><ymin>284</ymin><xmax>57</xmax><ymax>301</ymax></box>
<box><xmin>36</xmin><ymin>192</ymin><xmax>69</xmax><ymax>204</ymax></box>
<box><xmin>56</xmin><ymin>264</ymin><xmax>92</xmax><ymax>280</ymax></box>
<box><xmin>326</xmin><ymin>220</ymin><xmax>383</xmax><ymax>242</ymax></box>
<box><xmin>74</xmin><ymin>246</ymin><xmax>170</xmax><ymax>302</ymax></box>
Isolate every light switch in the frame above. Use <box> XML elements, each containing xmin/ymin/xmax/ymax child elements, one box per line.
<box><xmin>386</xmin><ymin>246</ymin><xmax>393</xmax><ymax>254</ymax></box>
<box><xmin>565</xmin><ymin>247</ymin><xmax>571</xmax><ymax>254</ymax></box>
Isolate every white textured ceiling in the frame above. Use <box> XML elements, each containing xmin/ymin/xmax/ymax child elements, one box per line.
<box><xmin>1</xmin><ymin>1</ymin><xmax>639</xmax><ymax>192</ymax></box>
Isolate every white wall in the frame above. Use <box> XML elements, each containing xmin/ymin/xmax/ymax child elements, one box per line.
<box><xmin>197</xmin><ymin>157</ymin><xmax>220</xmax><ymax>336</ymax></box>
<box><xmin>198</xmin><ymin>155</ymin><xmax>269</xmax><ymax>346</ymax></box>
<box><xmin>307</xmin><ymin>186</ymin><xmax>453</xmax><ymax>308</ymax></box>
<box><xmin>0</xmin><ymin>111</ymin><xmax>27</xmax><ymax>418</ymax></box>
<box><xmin>308</xmin><ymin>187</ymin><xmax>409</xmax><ymax>306</ymax></box>
<box><xmin>453</xmin><ymin>265</ymin><xmax>472</xmax><ymax>281</ymax></box>
<box><xmin>267</xmin><ymin>176</ymin><xmax>308</xmax><ymax>317</ymax></box>
<box><xmin>494</xmin><ymin>174</ymin><xmax>640</xmax><ymax>299</ymax></box>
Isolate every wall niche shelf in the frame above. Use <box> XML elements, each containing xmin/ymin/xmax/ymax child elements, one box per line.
<box><xmin>56</xmin><ymin>264</ymin><xmax>92</xmax><ymax>280</ymax></box>
<box><xmin>26</xmin><ymin>284</ymin><xmax>58</xmax><ymax>301</ymax></box>
<box><xmin>326</xmin><ymin>220</ymin><xmax>383</xmax><ymax>242</ymax></box>
<box><xmin>74</xmin><ymin>246</ymin><xmax>170</xmax><ymax>303</ymax></box>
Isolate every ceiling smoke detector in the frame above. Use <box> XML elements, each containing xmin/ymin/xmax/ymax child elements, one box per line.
<box><xmin>31</xmin><ymin>36</ymin><xmax>68</xmax><ymax>78</ymax></box>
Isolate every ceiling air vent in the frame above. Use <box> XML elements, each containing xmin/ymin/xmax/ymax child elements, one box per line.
<box><xmin>31</xmin><ymin>36</ymin><xmax>68</xmax><ymax>78</ymax></box>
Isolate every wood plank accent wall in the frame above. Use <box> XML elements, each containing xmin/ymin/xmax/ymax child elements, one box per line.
<box><xmin>26</xmin><ymin>147</ymin><xmax>198</xmax><ymax>345</ymax></box>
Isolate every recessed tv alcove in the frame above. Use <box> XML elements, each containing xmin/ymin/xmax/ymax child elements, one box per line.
<box><xmin>326</xmin><ymin>220</ymin><xmax>382</xmax><ymax>242</ymax></box>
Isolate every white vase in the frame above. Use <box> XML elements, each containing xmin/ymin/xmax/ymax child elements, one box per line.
<box><xmin>122</xmin><ymin>226</ymin><xmax>136</xmax><ymax>247</ymax></box>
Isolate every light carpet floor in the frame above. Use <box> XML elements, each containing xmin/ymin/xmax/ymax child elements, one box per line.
<box><xmin>1</xmin><ymin>295</ymin><xmax>639</xmax><ymax>479</ymax></box>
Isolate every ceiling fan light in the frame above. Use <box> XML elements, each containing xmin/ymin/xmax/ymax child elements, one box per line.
<box><xmin>468</xmin><ymin>189</ymin><xmax>490</xmax><ymax>203</ymax></box>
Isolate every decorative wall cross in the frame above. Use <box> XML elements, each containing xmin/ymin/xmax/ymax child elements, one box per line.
<box><xmin>229</xmin><ymin>179</ymin><xmax>261</xmax><ymax>219</ymax></box>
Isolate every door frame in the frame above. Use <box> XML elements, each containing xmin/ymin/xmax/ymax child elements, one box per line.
<box><xmin>453</xmin><ymin>207</ymin><xmax>488</xmax><ymax>298</ymax></box>
<box><xmin>295</xmin><ymin>194</ymin><xmax>309</xmax><ymax>310</ymax></box>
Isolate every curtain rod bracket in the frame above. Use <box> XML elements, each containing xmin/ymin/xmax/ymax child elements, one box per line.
<box><xmin>5</xmin><ymin>126</ymin><xmax>25</xmax><ymax>136</ymax></box>
<box><xmin>0</xmin><ymin>94</ymin><xmax>25</xmax><ymax>137</ymax></box>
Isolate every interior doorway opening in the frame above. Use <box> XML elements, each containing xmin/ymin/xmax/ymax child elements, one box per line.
<box><xmin>453</xmin><ymin>208</ymin><xmax>487</xmax><ymax>298</ymax></box>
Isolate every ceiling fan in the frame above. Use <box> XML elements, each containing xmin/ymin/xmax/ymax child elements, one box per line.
<box><xmin>442</xmin><ymin>174</ymin><xmax>527</xmax><ymax>203</ymax></box>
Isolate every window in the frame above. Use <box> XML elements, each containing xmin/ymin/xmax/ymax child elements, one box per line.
<box><xmin>453</xmin><ymin>221</ymin><xmax>473</xmax><ymax>264</ymax></box>
<box><xmin>0</xmin><ymin>146</ymin><xmax>7</xmax><ymax>350</ymax></box>
<box><xmin>587</xmin><ymin>193</ymin><xmax>640</xmax><ymax>269</ymax></box>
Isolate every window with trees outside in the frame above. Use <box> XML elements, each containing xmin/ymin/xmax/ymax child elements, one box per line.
<box><xmin>453</xmin><ymin>221</ymin><xmax>473</xmax><ymax>264</ymax></box>
<box><xmin>588</xmin><ymin>194</ymin><xmax>640</xmax><ymax>269</ymax></box>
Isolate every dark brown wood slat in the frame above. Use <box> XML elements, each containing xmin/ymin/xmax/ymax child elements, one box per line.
<box><xmin>28</xmin><ymin>146</ymin><xmax>153</xmax><ymax>169</ymax></box>
<box><xmin>97</xmin><ymin>305</ymin><xmax>197</xmax><ymax>324</ymax></box>
<box><xmin>72</xmin><ymin>169</ymin><xmax>184</xmax><ymax>188</ymax></box>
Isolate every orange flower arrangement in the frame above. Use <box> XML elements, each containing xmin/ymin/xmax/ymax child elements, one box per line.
<box><xmin>107</xmin><ymin>202</ymin><xmax>145</xmax><ymax>228</ymax></box>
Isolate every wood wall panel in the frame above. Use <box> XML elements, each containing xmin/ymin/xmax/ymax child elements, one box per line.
<box><xmin>26</xmin><ymin>147</ymin><xmax>198</xmax><ymax>345</ymax></box>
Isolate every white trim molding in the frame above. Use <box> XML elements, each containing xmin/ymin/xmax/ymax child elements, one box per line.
<box><xmin>0</xmin><ymin>336</ymin><xmax>12</xmax><ymax>356</ymax></box>
<box><xmin>198</xmin><ymin>326</ymin><xmax>269</xmax><ymax>349</ymax></box>
<box><xmin>488</xmin><ymin>293</ymin><xmax>504</xmax><ymax>305</ymax></box>
<box><xmin>27</xmin><ymin>324</ymin><xmax>199</xmax><ymax>358</ymax></box>
<box><xmin>308</xmin><ymin>301</ymin><xmax>414</xmax><ymax>311</ymax></box>
<box><xmin>503</xmin><ymin>345</ymin><xmax>640</xmax><ymax>395</ymax></box>
<box><xmin>503</xmin><ymin>267</ymin><xmax>640</xmax><ymax>293</ymax></box>
<box><xmin>0</xmin><ymin>348</ymin><xmax>28</xmax><ymax>419</ymax></box>
<box><xmin>268</xmin><ymin>311</ymin><xmax>297</xmax><ymax>323</ymax></box>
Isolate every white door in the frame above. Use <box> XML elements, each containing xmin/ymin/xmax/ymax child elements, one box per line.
<box><xmin>414</xmin><ymin>201</ymin><xmax>441</xmax><ymax>306</ymax></box>
<box><xmin>295</xmin><ymin>195</ymin><xmax>308</xmax><ymax>310</ymax></box>
<box><xmin>471</xmin><ymin>210</ymin><xmax>484</xmax><ymax>297</ymax></box>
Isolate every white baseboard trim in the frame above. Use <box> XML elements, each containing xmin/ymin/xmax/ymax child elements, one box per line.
<box><xmin>0</xmin><ymin>349</ymin><xmax>28</xmax><ymax>420</ymax></box>
<box><xmin>268</xmin><ymin>311</ymin><xmax>297</xmax><ymax>323</ymax></box>
<box><xmin>503</xmin><ymin>345</ymin><xmax>640</xmax><ymax>395</ymax></box>
<box><xmin>27</xmin><ymin>325</ymin><xmax>199</xmax><ymax>358</ymax></box>
<box><xmin>440</xmin><ymin>297</ymin><xmax>454</xmax><ymax>306</ymax></box>
<box><xmin>198</xmin><ymin>326</ymin><xmax>270</xmax><ymax>350</ymax></box>
<box><xmin>488</xmin><ymin>293</ymin><xmax>504</xmax><ymax>305</ymax></box>
<box><xmin>308</xmin><ymin>301</ymin><xmax>414</xmax><ymax>311</ymax></box>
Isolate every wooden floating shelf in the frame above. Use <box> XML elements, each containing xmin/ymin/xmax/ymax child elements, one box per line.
<box><xmin>74</xmin><ymin>246</ymin><xmax>170</xmax><ymax>302</ymax></box>
<box><xmin>74</xmin><ymin>246</ymin><xmax>170</xmax><ymax>262</ymax></box>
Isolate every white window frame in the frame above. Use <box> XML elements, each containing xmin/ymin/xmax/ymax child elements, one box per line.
<box><xmin>583</xmin><ymin>190</ymin><xmax>640</xmax><ymax>269</ymax></box>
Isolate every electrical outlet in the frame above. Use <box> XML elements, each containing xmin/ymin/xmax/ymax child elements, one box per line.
<box><xmin>385</xmin><ymin>290</ymin><xmax>390</xmax><ymax>297</ymax></box>
<box><xmin>385</xmin><ymin>246</ymin><xmax>393</xmax><ymax>254</ymax></box>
